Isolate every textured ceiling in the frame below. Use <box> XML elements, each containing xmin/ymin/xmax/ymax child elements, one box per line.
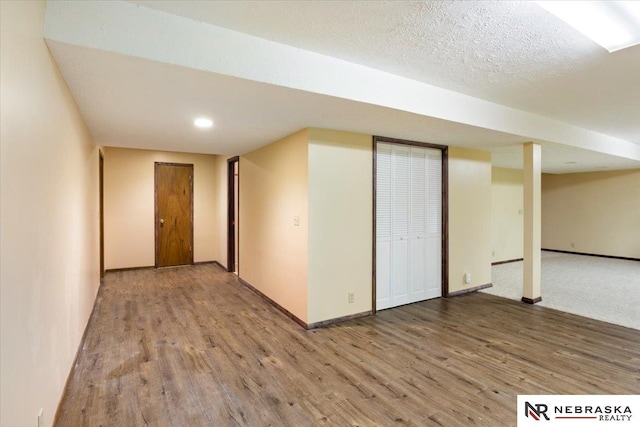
<box><xmin>128</xmin><ymin>0</ymin><xmax>640</xmax><ymax>144</ymax></box>
<box><xmin>43</xmin><ymin>0</ymin><xmax>640</xmax><ymax>173</ymax></box>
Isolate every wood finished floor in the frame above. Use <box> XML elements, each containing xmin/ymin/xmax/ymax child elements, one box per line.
<box><xmin>56</xmin><ymin>264</ymin><xmax>640</xmax><ymax>426</ymax></box>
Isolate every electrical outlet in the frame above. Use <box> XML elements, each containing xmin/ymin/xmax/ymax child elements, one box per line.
<box><xmin>464</xmin><ymin>273</ymin><xmax>471</xmax><ymax>285</ymax></box>
<box><xmin>348</xmin><ymin>292</ymin><xmax>354</xmax><ymax>303</ymax></box>
<box><xmin>293</xmin><ymin>216</ymin><xmax>300</xmax><ymax>226</ymax></box>
<box><xmin>38</xmin><ymin>409</ymin><xmax>43</xmax><ymax>427</ymax></box>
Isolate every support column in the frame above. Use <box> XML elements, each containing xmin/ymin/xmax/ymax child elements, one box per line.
<box><xmin>522</xmin><ymin>142</ymin><xmax>541</xmax><ymax>304</ymax></box>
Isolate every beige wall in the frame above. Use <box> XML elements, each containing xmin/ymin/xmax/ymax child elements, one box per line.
<box><xmin>491</xmin><ymin>167</ymin><xmax>524</xmax><ymax>262</ymax></box>
<box><xmin>237</xmin><ymin>132</ymin><xmax>494</xmax><ymax>321</ymax></box>
<box><xmin>542</xmin><ymin>169</ymin><xmax>640</xmax><ymax>258</ymax></box>
<box><xmin>0</xmin><ymin>1</ymin><xmax>100</xmax><ymax>426</ymax></box>
<box><xmin>104</xmin><ymin>147</ymin><xmax>217</xmax><ymax>269</ymax></box>
<box><xmin>240</xmin><ymin>130</ymin><xmax>309</xmax><ymax>322</ymax></box>
<box><xmin>448</xmin><ymin>147</ymin><xmax>493</xmax><ymax>293</ymax></box>
<box><xmin>308</xmin><ymin>129</ymin><xmax>372</xmax><ymax>324</ymax></box>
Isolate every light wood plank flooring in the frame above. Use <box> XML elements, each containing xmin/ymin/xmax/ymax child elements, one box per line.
<box><xmin>56</xmin><ymin>264</ymin><xmax>640</xmax><ymax>426</ymax></box>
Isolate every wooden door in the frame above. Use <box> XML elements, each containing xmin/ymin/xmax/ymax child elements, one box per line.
<box><xmin>155</xmin><ymin>163</ymin><xmax>193</xmax><ymax>267</ymax></box>
<box><xmin>227</xmin><ymin>157</ymin><xmax>239</xmax><ymax>273</ymax></box>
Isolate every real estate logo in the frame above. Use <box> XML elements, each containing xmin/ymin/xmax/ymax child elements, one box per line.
<box><xmin>525</xmin><ymin>402</ymin><xmax>550</xmax><ymax>421</ymax></box>
<box><xmin>517</xmin><ymin>395</ymin><xmax>639</xmax><ymax>426</ymax></box>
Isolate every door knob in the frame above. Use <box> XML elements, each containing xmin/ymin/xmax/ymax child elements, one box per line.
<box><xmin>160</xmin><ymin>218</ymin><xmax>164</xmax><ymax>225</ymax></box>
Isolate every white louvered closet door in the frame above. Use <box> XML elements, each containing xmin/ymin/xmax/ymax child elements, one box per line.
<box><xmin>425</xmin><ymin>150</ymin><xmax>442</xmax><ymax>298</ymax></box>
<box><xmin>376</xmin><ymin>143</ymin><xmax>442</xmax><ymax>310</ymax></box>
<box><xmin>409</xmin><ymin>147</ymin><xmax>427</xmax><ymax>303</ymax></box>
<box><xmin>391</xmin><ymin>145</ymin><xmax>411</xmax><ymax>305</ymax></box>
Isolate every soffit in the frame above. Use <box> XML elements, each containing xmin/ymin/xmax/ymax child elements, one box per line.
<box><xmin>43</xmin><ymin>1</ymin><xmax>640</xmax><ymax>173</ymax></box>
<box><xmin>127</xmin><ymin>0</ymin><xmax>640</xmax><ymax>144</ymax></box>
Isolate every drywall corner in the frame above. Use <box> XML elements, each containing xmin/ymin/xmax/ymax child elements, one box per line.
<box><xmin>307</xmin><ymin>128</ymin><xmax>373</xmax><ymax>324</ymax></box>
<box><xmin>239</xmin><ymin>129</ymin><xmax>309</xmax><ymax>323</ymax></box>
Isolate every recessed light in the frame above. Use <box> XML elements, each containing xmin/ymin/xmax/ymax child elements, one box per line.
<box><xmin>535</xmin><ymin>1</ymin><xmax>640</xmax><ymax>52</ymax></box>
<box><xmin>194</xmin><ymin>117</ymin><xmax>213</xmax><ymax>128</ymax></box>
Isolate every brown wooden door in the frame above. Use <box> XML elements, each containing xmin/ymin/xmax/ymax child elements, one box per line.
<box><xmin>155</xmin><ymin>163</ymin><xmax>193</xmax><ymax>267</ymax></box>
<box><xmin>227</xmin><ymin>157</ymin><xmax>239</xmax><ymax>273</ymax></box>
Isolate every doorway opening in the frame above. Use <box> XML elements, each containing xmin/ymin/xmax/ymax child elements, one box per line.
<box><xmin>154</xmin><ymin>162</ymin><xmax>194</xmax><ymax>268</ymax></box>
<box><xmin>227</xmin><ymin>157</ymin><xmax>240</xmax><ymax>274</ymax></box>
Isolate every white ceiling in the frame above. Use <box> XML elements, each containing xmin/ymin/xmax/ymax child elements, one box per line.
<box><xmin>44</xmin><ymin>0</ymin><xmax>640</xmax><ymax>173</ymax></box>
<box><xmin>128</xmin><ymin>0</ymin><xmax>640</xmax><ymax>144</ymax></box>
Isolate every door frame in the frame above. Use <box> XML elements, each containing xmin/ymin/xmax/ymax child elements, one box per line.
<box><xmin>99</xmin><ymin>149</ymin><xmax>105</xmax><ymax>279</ymax></box>
<box><xmin>154</xmin><ymin>162</ymin><xmax>194</xmax><ymax>268</ymax></box>
<box><xmin>372</xmin><ymin>136</ymin><xmax>449</xmax><ymax>314</ymax></box>
<box><xmin>227</xmin><ymin>156</ymin><xmax>240</xmax><ymax>273</ymax></box>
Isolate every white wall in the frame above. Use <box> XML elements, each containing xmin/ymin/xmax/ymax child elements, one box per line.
<box><xmin>1</xmin><ymin>1</ymin><xmax>100</xmax><ymax>425</ymax></box>
<box><xmin>491</xmin><ymin>167</ymin><xmax>524</xmax><ymax>263</ymax></box>
<box><xmin>308</xmin><ymin>129</ymin><xmax>372</xmax><ymax>324</ymax></box>
<box><xmin>542</xmin><ymin>169</ymin><xmax>640</xmax><ymax>258</ymax></box>
<box><xmin>103</xmin><ymin>147</ymin><xmax>217</xmax><ymax>269</ymax></box>
<box><xmin>45</xmin><ymin>0</ymin><xmax>640</xmax><ymax>163</ymax></box>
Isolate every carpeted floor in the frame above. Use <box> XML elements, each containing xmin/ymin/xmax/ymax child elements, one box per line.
<box><xmin>483</xmin><ymin>251</ymin><xmax>640</xmax><ymax>330</ymax></box>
